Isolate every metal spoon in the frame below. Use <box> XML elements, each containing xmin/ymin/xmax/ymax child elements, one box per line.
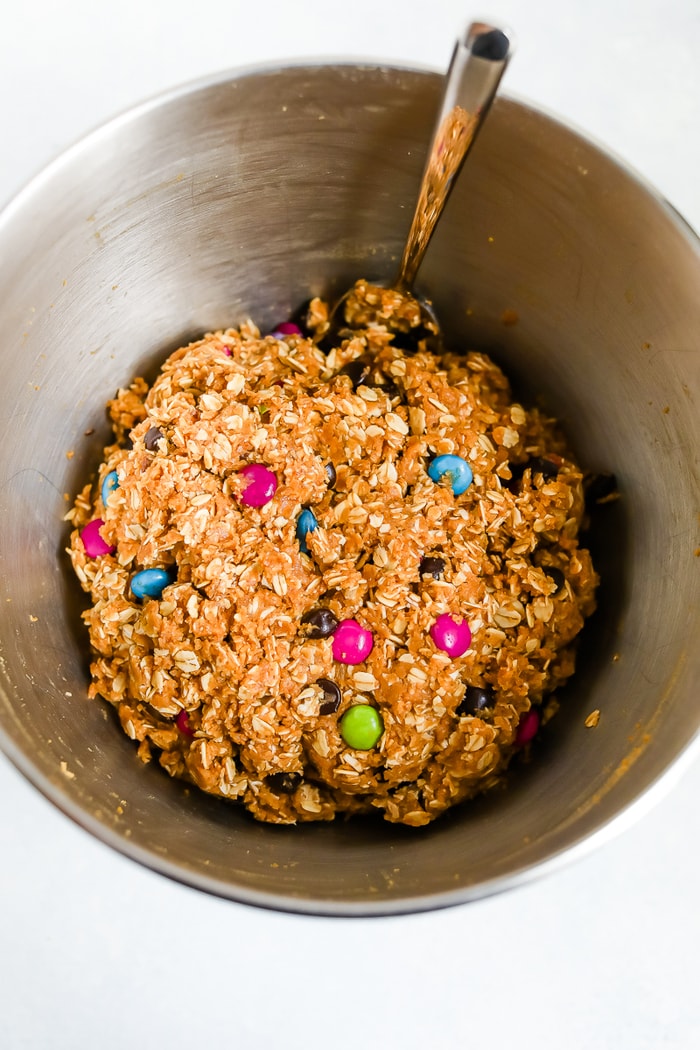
<box><xmin>317</xmin><ymin>21</ymin><xmax>513</xmax><ymax>350</ymax></box>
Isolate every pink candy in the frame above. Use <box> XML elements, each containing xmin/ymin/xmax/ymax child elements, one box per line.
<box><xmin>238</xmin><ymin>464</ymin><xmax>277</xmax><ymax>507</ymax></box>
<box><xmin>515</xmin><ymin>709</ymin><xmax>540</xmax><ymax>746</ymax></box>
<box><xmin>430</xmin><ymin>613</ymin><xmax>471</xmax><ymax>658</ymax></box>
<box><xmin>332</xmin><ymin>619</ymin><xmax>374</xmax><ymax>664</ymax></box>
<box><xmin>176</xmin><ymin>710</ymin><xmax>195</xmax><ymax>737</ymax></box>
<box><xmin>270</xmin><ymin>321</ymin><xmax>302</xmax><ymax>338</ymax></box>
<box><xmin>80</xmin><ymin>518</ymin><xmax>115</xmax><ymax>558</ymax></box>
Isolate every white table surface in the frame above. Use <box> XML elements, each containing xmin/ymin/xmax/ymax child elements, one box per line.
<box><xmin>2</xmin><ymin>2</ymin><xmax>699</xmax><ymax>1048</ymax></box>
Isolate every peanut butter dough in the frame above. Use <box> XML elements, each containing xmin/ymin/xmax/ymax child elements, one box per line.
<box><xmin>68</xmin><ymin>282</ymin><xmax>597</xmax><ymax>826</ymax></box>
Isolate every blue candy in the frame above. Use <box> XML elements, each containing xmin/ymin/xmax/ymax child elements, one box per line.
<box><xmin>428</xmin><ymin>453</ymin><xmax>473</xmax><ymax>495</ymax></box>
<box><xmin>130</xmin><ymin>568</ymin><xmax>175</xmax><ymax>601</ymax></box>
<box><xmin>296</xmin><ymin>508</ymin><xmax>318</xmax><ymax>554</ymax></box>
<box><xmin>101</xmin><ymin>470</ymin><xmax>119</xmax><ymax>507</ymax></box>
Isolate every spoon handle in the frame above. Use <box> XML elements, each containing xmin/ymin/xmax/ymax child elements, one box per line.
<box><xmin>395</xmin><ymin>22</ymin><xmax>514</xmax><ymax>292</ymax></box>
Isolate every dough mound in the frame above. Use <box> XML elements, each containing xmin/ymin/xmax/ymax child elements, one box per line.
<box><xmin>68</xmin><ymin>283</ymin><xmax>597</xmax><ymax>826</ymax></box>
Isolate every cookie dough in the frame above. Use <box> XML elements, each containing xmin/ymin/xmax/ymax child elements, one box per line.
<box><xmin>67</xmin><ymin>281</ymin><xmax>597</xmax><ymax>826</ymax></box>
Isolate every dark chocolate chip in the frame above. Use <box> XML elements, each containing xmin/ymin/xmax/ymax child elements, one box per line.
<box><xmin>529</xmin><ymin>457</ymin><xmax>560</xmax><ymax>479</ymax></box>
<box><xmin>301</xmin><ymin>607</ymin><xmax>339</xmax><ymax>638</ymax></box>
<box><xmin>315</xmin><ymin>330</ymin><xmax>339</xmax><ymax>355</ymax></box>
<box><xmin>471</xmin><ymin>28</ymin><xmax>510</xmax><ymax>61</ymax></box>
<box><xmin>266</xmin><ymin>771</ymin><xmax>302</xmax><ymax>793</ymax></box>
<box><xmin>325</xmin><ymin>462</ymin><xmax>337</xmax><ymax>487</ymax></box>
<box><xmin>420</xmin><ymin>555</ymin><xmax>446</xmax><ymax>579</ymax></box>
<box><xmin>390</xmin><ymin>325</ymin><xmax>429</xmax><ymax>355</ymax></box>
<box><xmin>144</xmin><ymin>426</ymin><xmax>164</xmax><ymax>451</ymax></box>
<box><xmin>366</xmin><ymin>373</ymin><xmax>400</xmax><ymax>398</ymax></box>
<box><xmin>503</xmin><ymin>460</ymin><xmax>527</xmax><ymax>490</ymax></box>
<box><xmin>457</xmin><ymin>685</ymin><xmax>494</xmax><ymax>717</ymax></box>
<box><xmin>506</xmin><ymin>457</ymin><xmax>559</xmax><ymax>489</ymax></box>
<box><xmin>584</xmin><ymin>472</ymin><xmax>618</xmax><ymax>506</ymax></box>
<box><xmin>378</xmin><ymin>376</ymin><xmax>401</xmax><ymax>398</ymax></box>
<box><xmin>317</xmin><ymin>677</ymin><xmax>342</xmax><ymax>715</ymax></box>
<box><xmin>543</xmin><ymin>566</ymin><xmax>566</xmax><ymax>593</ymax></box>
<box><xmin>338</xmin><ymin>359</ymin><xmax>371</xmax><ymax>389</ymax></box>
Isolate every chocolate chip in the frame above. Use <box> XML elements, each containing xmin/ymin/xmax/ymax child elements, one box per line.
<box><xmin>380</xmin><ymin>378</ymin><xmax>401</xmax><ymax>396</ymax></box>
<box><xmin>500</xmin><ymin>461</ymin><xmax>526</xmax><ymax>493</ymax></box>
<box><xmin>543</xmin><ymin>566</ymin><xmax>566</xmax><ymax>593</ymax></box>
<box><xmin>315</xmin><ymin>331</ymin><xmax>338</xmax><ymax>355</ymax></box>
<box><xmin>317</xmin><ymin>677</ymin><xmax>341</xmax><ymax>715</ymax></box>
<box><xmin>338</xmin><ymin>359</ymin><xmax>370</xmax><ymax>389</ymax></box>
<box><xmin>389</xmin><ymin>323</ymin><xmax>434</xmax><ymax>355</ymax></box>
<box><xmin>420</xmin><ymin>555</ymin><xmax>446</xmax><ymax>579</ymax></box>
<box><xmin>301</xmin><ymin>607</ymin><xmax>339</xmax><ymax>638</ymax></box>
<box><xmin>506</xmin><ymin>457</ymin><xmax>559</xmax><ymax>489</ymax></box>
<box><xmin>266</xmin><ymin>771</ymin><xmax>302</xmax><ymax>793</ymax></box>
<box><xmin>144</xmin><ymin>426</ymin><xmax>164</xmax><ymax>451</ymax></box>
<box><xmin>325</xmin><ymin>462</ymin><xmax>337</xmax><ymax>487</ymax></box>
<box><xmin>529</xmin><ymin>457</ymin><xmax>560</xmax><ymax>479</ymax></box>
<box><xmin>367</xmin><ymin>373</ymin><xmax>401</xmax><ymax>398</ymax></box>
<box><xmin>457</xmin><ymin>685</ymin><xmax>494</xmax><ymax>717</ymax></box>
<box><xmin>584</xmin><ymin>472</ymin><xmax>618</xmax><ymax>506</ymax></box>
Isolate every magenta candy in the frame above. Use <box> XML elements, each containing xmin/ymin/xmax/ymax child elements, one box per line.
<box><xmin>430</xmin><ymin>613</ymin><xmax>471</xmax><ymax>658</ymax></box>
<box><xmin>332</xmin><ymin>619</ymin><xmax>374</xmax><ymax>664</ymax></box>
<box><xmin>238</xmin><ymin>463</ymin><xmax>277</xmax><ymax>507</ymax></box>
<box><xmin>270</xmin><ymin>321</ymin><xmax>302</xmax><ymax>337</ymax></box>
<box><xmin>80</xmin><ymin>518</ymin><xmax>115</xmax><ymax>558</ymax></box>
<box><xmin>515</xmin><ymin>709</ymin><xmax>540</xmax><ymax>746</ymax></box>
<box><xmin>176</xmin><ymin>710</ymin><xmax>195</xmax><ymax>737</ymax></box>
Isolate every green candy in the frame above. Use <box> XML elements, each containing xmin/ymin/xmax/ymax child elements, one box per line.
<box><xmin>339</xmin><ymin>704</ymin><xmax>383</xmax><ymax>750</ymax></box>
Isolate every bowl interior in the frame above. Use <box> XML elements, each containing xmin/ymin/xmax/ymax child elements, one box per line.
<box><xmin>0</xmin><ymin>65</ymin><xmax>698</xmax><ymax>915</ymax></box>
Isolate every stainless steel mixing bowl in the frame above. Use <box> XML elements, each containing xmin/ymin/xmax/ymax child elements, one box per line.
<box><xmin>0</xmin><ymin>65</ymin><xmax>698</xmax><ymax>916</ymax></box>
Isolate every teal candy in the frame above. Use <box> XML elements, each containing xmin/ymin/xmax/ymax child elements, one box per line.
<box><xmin>101</xmin><ymin>470</ymin><xmax>119</xmax><ymax>507</ymax></box>
<box><xmin>130</xmin><ymin>568</ymin><xmax>174</xmax><ymax>601</ymax></box>
<box><xmin>296</xmin><ymin>508</ymin><xmax>318</xmax><ymax>553</ymax></box>
<box><xmin>427</xmin><ymin>453</ymin><xmax>473</xmax><ymax>495</ymax></box>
